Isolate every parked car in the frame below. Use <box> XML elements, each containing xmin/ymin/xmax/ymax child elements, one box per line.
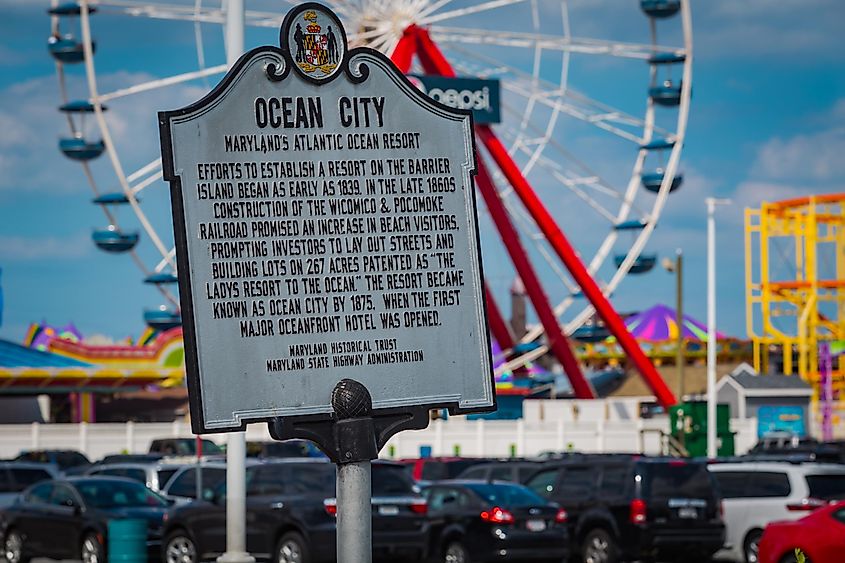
<box><xmin>13</xmin><ymin>450</ymin><xmax>91</xmax><ymax>476</ymax></box>
<box><xmin>149</xmin><ymin>438</ymin><xmax>223</xmax><ymax>456</ymax></box>
<box><xmin>455</xmin><ymin>460</ymin><xmax>544</xmax><ymax>483</ymax></box>
<box><xmin>247</xmin><ymin>440</ymin><xmax>326</xmax><ymax>459</ymax></box>
<box><xmin>0</xmin><ymin>462</ymin><xmax>59</xmax><ymax>507</ymax></box>
<box><xmin>709</xmin><ymin>461</ymin><xmax>845</xmax><ymax>562</ymax></box>
<box><xmin>161</xmin><ymin>459</ymin><xmax>429</xmax><ymax>562</ymax></box>
<box><xmin>758</xmin><ymin>501</ymin><xmax>845</xmax><ymax>563</ymax></box>
<box><xmin>85</xmin><ymin>461</ymin><xmax>186</xmax><ymax>493</ymax></box>
<box><xmin>524</xmin><ymin>455</ymin><xmax>725</xmax><ymax>562</ymax></box>
<box><xmin>423</xmin><ymin>480</ymin><xmax>569</xmax><ymax>562</ymax></box>
<box><xmin>399</xmin><ymin>457</ymin><xmax>490</xmax><ymax>484</ymax></box>
<box><xmin>0</xmin><ymin>476</ymin><xmax>170</xmax><ymax>563</ymax></box>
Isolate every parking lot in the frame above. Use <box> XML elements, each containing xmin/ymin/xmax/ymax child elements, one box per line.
<box><xmin>1</xmin><ymin>438</ymin><xmax>843</xmax><ymax>563</ymax></box>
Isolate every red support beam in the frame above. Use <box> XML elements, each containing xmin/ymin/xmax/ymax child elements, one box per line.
<box><xmin>390</xmin><ymin>25</ymin><xmax>418</xmax><ymax>73</ymax></box>
<box><xmin>412</xmin><ymin>28</ymin><xmax>593</xmax><ymax>398</ymax></box>
<box><xmin>390</xmin><ymin>27</ymin><xmax>513</xmax><ymax>365</ymax></box>
<box><xmin>412</xmin><ymin>26</ymin><xmax>675</xmax><ymax>407</ymax></box>
<box><xmin>472</xmin><ymin>157</ymin><xmax>594</xmax><ymax>398</ymax></box>
<box><xmin>474</xmin><ymin>127</ymin><xmax>676</xmax><ymax>408</ymax></box>
<box><xmin>485</xmin><ymin>285</ymin><xmax>516</xmax><ymax>350</ymax></box>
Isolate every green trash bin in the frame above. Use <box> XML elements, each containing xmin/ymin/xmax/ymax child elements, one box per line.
<box><xmin>669</xmin><ymin>401</ymin><xmax>733</xmax><ymax>457</ymax></box>
<box><xmin>108</xmin><ymin>519</ymin><xmax>147</xmax><ymax>563</ymax></box>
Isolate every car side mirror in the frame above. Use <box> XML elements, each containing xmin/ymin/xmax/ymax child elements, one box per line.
<box><xmin>63</xmin><ymin>499</ymin><xmax>82</xmax><ymax>515</ymax></box>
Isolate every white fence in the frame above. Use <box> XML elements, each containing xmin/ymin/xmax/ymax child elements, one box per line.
<box><xmin>0</xmin><ymin>417</ymin><xmax>757</xmax><ymax>460</ymax></box>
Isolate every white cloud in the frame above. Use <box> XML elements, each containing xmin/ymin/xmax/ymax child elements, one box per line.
<box><xmin>746</xmin><ymin>99</ymin><xmax>845</xmax><ymax>184</ymax></box>
<box><xmin>752</xmin><ymin>128</ymin><xmax>845</xmax><ymax>182</ymax></box>
<box><xmin>0</xmin><ymin>233</ymin><xmax>91</xmax><ymax>261</ymax></box>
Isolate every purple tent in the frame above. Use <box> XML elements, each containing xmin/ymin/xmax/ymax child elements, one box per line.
<box><xmin>623</xmin><ymin>304</ymin><xmax>725</xmax><ymax>342</ymax></box>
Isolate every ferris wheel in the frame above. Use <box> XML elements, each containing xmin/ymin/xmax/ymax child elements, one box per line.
<box><xmin>48</xmin><ymin>0</ymin><xmax>692</xmax><ymax>402</ymax></box>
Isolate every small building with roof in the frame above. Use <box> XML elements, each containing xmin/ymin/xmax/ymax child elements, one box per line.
<box><xmin>716</xmin><ymin>362</ymin><xmax>813</xmax><ymax>437</ymax></box>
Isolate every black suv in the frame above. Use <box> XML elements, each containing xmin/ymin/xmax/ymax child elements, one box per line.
<box><xmin>161</xmin><ymin>459</ymin><xmax>429</xmax><ymax>562</ymax></box>
<box><xmin>523</xmin><ymin>455</ymin><xmax>724</xmax><ymax>562</ymax></box>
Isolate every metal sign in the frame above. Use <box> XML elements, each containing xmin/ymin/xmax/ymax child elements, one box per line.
<box><xmin>159</xmin><ymin>2</ymin><xmax>495</xmax><ymax>433</ymax></box>
<box><xmin>407</xmin><ymin>74</ymin><xmax>501</xmax><ymax>124</ymax></box>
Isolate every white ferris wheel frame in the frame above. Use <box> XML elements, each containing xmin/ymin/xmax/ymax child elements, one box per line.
<box><xmin>50</xmin><ymin>0</ymin><xmax>693</xmax><ymax>374</ymax></box>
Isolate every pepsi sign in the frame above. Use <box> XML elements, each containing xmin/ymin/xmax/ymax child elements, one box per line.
<box><xmin>407</xmin><ymin>75</ymin><xmax>501</xmax><ymax>124</ymax></box>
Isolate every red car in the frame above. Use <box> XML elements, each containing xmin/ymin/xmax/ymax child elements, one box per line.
<box><xmin>759</xmin><ymin>501</ymin><xmax>845</xmax><ymax>563</ymax></box>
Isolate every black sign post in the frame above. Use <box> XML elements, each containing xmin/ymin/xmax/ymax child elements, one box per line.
<box><xmin>159</xmin><ymin>3</ymin><xmax>496</xmax><ymax>561</ymax></box>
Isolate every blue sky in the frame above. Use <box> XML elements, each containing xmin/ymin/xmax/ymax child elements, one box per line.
<box><xmin>1</xmin><ymin>0</ymin><xmax>844</xmax><ymax>344</ymax></box>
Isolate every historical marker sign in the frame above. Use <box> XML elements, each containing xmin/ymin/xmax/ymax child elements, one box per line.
<box><xmin>159</xmin><ymin>3</ymin><xmax>495</xmax><ymax>433</ymax></box>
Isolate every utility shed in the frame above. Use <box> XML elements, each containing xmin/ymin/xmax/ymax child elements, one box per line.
<box><xmin>716</xmin><ymin>362</ymin><xmax>813</xmax><ymax>437</ymax></box>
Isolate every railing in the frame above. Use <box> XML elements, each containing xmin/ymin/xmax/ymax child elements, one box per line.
<box><xmin>0</xmin><ymin>417</ymin><xmax>757</xmax><ymax>460</ymax></box>
<box><xmin>639</xmin><ymin>428</ymin><xmax>689</xmax><ymax>457</ymax></box>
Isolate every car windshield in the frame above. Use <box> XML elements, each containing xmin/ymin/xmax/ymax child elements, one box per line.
<box><xmin>76</xmin><ymin>479</ymin><xmax>169</xmax><ymax>509</ymax></box>
<box><xmin>645</xmin><ymin>462</ymin><xmax>713</xmax><ymax>499</ymax></box>
<box><xmin>465</xmin><ymin>483</ymin><xmax>548</xmax><ymax>507</ymax></box>
<box><xmin>807</xmin><ymin>474</ymin><xmax>845</xmax><ymax>500</ymax></box>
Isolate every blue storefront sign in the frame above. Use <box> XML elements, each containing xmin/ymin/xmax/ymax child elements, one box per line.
<box><xmin>407</xmin><ymin>75</ymin><xmax>501</xmax><ymax>124</ymax></box>
<box><xmin>758</xmin><ymin>405</ymin><xmax>806</xmax><ymax>438</ymax></box>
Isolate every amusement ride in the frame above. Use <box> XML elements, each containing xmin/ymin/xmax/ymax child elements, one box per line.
<box><xmin>47</xmin><ymin>0</ymin><xmax>693</xmax><ymax>407</ymax></box>
<box><xmin>746</xmin><ymin>194</ymin><xmax>845</xmax><ymax>435</ymax></box>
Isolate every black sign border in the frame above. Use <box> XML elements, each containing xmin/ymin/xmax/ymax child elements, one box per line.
<box><xmin>159</xmin><ymin>6</ymin><xmax>496</xmax><ymax>435</ymax></box>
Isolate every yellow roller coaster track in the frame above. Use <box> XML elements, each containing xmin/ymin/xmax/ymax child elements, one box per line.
<box><xmin>746</xmin><ymin>194</ymin><xmax>845</xmax><ymax>414</ymax></box>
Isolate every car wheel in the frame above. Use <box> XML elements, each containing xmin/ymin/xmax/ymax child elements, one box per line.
<box><xmin>275</xmin><ymin>531</ymin><xmax>309</xmax><ymax>563</ymax></box>
<box><xmin>444</xmin><ymin>540</ymin><xmax>470</xmax><ymax>563</ymax></box>
<box><xmin>4</xmin><ymin>530</ymin><xmax>28</xmax><ymax>563</ymax></box>
<box><xmin>744</xmin><ymin>529</ymin><xmax>764</xmax><ymax>563</ymax></box>
<box><xmin>164</xmin><ymin>530</ymin><xmax>198</xmax><ymax>563</ymax></box>
<box><xmin>582</xmin><ymin>529</ymin><xmax>618</xmax><ymax>563</ymax></box>
<box><xmin>80</xmin><ymin>533</ymin><xmax>105</xmax><ymax>563</ymax></box>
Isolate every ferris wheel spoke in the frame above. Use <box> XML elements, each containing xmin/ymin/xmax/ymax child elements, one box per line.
<box><xmin>447</xmin><ymin>44</ymin><xmax>658</xmax><ymax>144</ymax></box>
<box><xmin>93</xmin><ymin>0</ymin><xmax>224</xmax><ymax>23</ymax></box>
<box><xmin>419</xmin><ymin>0</ymin><xmax>528</xmax><ymax>25</ymax></box>
<box><xmin>491</xmin><ymin>164</ymin><xmax>579</xmax><ymax>292</ymax></box>
<box><xmin>506</xmin><ymin>140</ymin><xmax>622</xmax><ymax>224</ymax></box>
<box><xmin>126</xmin><ymin>158</ymin><xmax>161</xmax><ymax>184</ymax></box>
<box><xmin>130</xmin><ymin>169</ymin><xmax>163</xmax><ymax>195</ymax></box>
<box><xmin>192</xmin><ymin>0</ymin><xmax>210</xmax><ymax>89</ymax></box>
<box><xmin>496</xmin><ymin>104</ymin><xmax>639</xmax><ymax>214</ymax></box>
<box><xmin>432</xmin><ymin>25</ymin><xmax>681</xmax><ymax>59</ymax></box>
<box><xmin>154</xmin><ymin>248</ymin><xmax>177</xmax><ymax>274</ymax></box>
<box><xmin>512</xmin><ymin>130</ymin><xmax>639</xmax><ymax>210</ymax></box>
<box><xmin>415</xmin><ymin>0</ymin><xmax>456</xmax><ymax>21</ymax></box>
<box><xmin>502</xmin><ymin>194</ymin><xmax>579</xmax><ymax>294</ymax></box>
<box><xmin>96</xmin><ymin>64</ymin><xmax>228</xmax><ymax>103</ymax></box>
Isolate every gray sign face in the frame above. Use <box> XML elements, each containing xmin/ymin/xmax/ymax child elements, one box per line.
<box><xmin>159</xmin><ymin>3</ymin><xmax>494</xmax><ymax>433</ymax></box>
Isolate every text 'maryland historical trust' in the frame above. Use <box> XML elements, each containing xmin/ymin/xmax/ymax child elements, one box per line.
<box><xmin>159</xmin><ymin>2</ymin><xmax>495</xmax><ymax>433</ymax></box>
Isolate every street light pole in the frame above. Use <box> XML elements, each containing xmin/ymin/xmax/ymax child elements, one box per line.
<box><xmin>706</xmin><ymin>198</ymin><xmax>731</xmax><ymax>459</ymax></box>
<box><xmin>663</xmin><ymin>250</ymin><xmax>684</xmax><ymax>401</ymax></box>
